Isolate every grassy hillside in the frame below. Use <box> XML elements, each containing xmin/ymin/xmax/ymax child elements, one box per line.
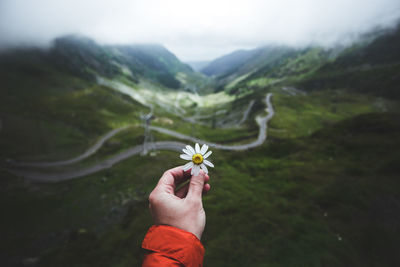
<box><xmin>108</xmin><ymin>44</ymin><xmax>190</xmax><ymax>89</ymax></box>
<box><xmin>207</xmin><ymin>46</ymin><xmax>303</xmax><ymax>93</ymax></box>
<box><xmin>50</xmin><ymin>35</ymin><xmax>121</xmax><ymax>81</ymax></box>
<box><xmin>204</xmin><ymin>111</ymin><xmax>400</xmax><ymax>267</ymax></box>
<box><xmin>201</xmin><ymin>49</ymin><xmax>260</xmax><ymax>77</ymax></box>
<box><xmin>223</xmin><ymin>25</ymin><xmax>400</xmax><ymax>99</ymax></box>
<box><xmin>1</xmin><ymin>87</ymin><xmax>399</xmax><ymax>266</ymax></box>
<box><xmin>1</xmin><ymin>27</ymin><xmax>400</xmax><ymax>267</ymax></box>
<box><xmin>297</xmin><ymin>26</ymin><xmax>400</xmax><ymax>99</ymax></box>
<box><xmin>0</xmin><ymin>52</ymin><xmax>150</xmax><ymax>162</ymax></box>
<box><xmin>186</xmin><ymin>61</ymin><xmax>210</xmax><ymax>72</ymax></box>
<box><xmin>0</xmin><ymin>35</ymin><xmax>209</xmax><ymax>91</ymax></box>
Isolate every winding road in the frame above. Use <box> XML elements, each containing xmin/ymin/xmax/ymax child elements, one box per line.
<box><xmin>6</xmin><ymin>94</ymin><xmax>274</xmax><ymax>182</ymax></box>
<box><xmin>11</xmin><ymin>126</ymin><xmax>130</xmax><ymax>167</ymax></box>
<box><xmin>150</xmin><ymin>95</ymin><xmax>273</xmax><ymax>150</ymax></box>
<box><xmin>237</xmin><ymin>99</ymin><xmax>256</xmax><ymax>126</ymax></box>
<box><xmin>8</xmin><ymin>142</ymin><xmax>186</xmax><ymax>182</ymax></box>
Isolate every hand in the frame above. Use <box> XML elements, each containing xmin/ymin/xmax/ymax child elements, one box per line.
<box><xmin>148</xmin><ymin>166</ymin><xmax>211</xmax><ymax>240</ymax></box>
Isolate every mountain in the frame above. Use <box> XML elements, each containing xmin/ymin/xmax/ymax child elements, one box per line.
<box><xmin>201</xmin><ymin>45</ymin><xmax>306</xmax><ymax>92</ymax></box>
<box><xmin>201</xmin><ymin>49</ymin><xmax>260</xmax><ymax>77</ymax></box>
<box><xmin>0</xmin><ymin>34</ymin><xmax>206</xmax><ymax>160</ymax></box>
<box><xmin>2</xmin><ymin>27</ymin><xmax>400</xmax><ymax>267</ymax></box>
<box><xmin>297</xmin><ymin>26</ymin><xmax>400</xmax><ymax>98</ymax></box>
<box><xmin>108</xmin><ymin>43</ymin><xmax>194</xmax><ymax>89</ymax></box>
<box><xmin>186</xmin><ymin>61</ymin><xmax>210</xmax><ymax>71</ymax></box>
<box><xmin>211</xmin><ymin>24</ymin><xmax>400</xmax><ymax>98</ymax></box>
<box><xmin>49</xmin><ymin>35</ymin><xmax>121</xmax><ymax>81</ymax></box>
<box><xmin>0</xmin><ymin>34</ymin><xmax>203</xmax><ymax>90</ymax></box>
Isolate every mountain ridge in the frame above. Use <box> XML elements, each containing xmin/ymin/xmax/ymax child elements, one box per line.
<box><xmin>202</xmin><ymin>23</ymin><xmax>400</xmax><ymax>98</ymax></box>
<box><xmin>0</xmin><ymin>34</ymin><xmax>200</xmax><ymax>90</ymax></box>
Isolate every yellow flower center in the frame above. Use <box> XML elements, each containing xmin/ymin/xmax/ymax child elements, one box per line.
<box><xmin>192</xmin><ymin>153</ymin><xmax>203</xmax><ymax>164</ymax></box>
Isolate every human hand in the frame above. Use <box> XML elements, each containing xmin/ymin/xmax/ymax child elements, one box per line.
<box><xmin>148</xmin><ymin>166</ymin><xmax>211</xmax><ymax>240</ymax></box>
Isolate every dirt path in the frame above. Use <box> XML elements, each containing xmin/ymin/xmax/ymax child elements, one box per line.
<box><xmin>8</xmin><ymin>142</ymin><xmax>185</xmax><ymax>182</ymax></box>
<box><xmin>11</xmin><ymin>126</ymin><xmax>130</xmax><ymax>167</ymax></box>
<box><xmin>150</xmin><ymin>94</ymin><xmax>273</xmax><ymax>150</ymax></box>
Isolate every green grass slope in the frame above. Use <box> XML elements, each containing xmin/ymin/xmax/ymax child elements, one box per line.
<box><xmin>1</xmin><ymin>34</ymin><xmax>208</xmax><ymax>91</ymax></box>
<box><xmin>296</xmin><ymin>26</ymin><xmax>400</xmax><ymax>99</ymax></box>
<box><xmin>215</xmin><ymin>46</ymin><xmax>300</xmax><ymax>93</ymax></box>
<box><xmin>1</xmin><ymin>27</ymin><xmax>400</xmax><ymax>267</ymax></box>
<box><xmin>222</xmin><ymin>24</ymin><xmax>400</xmax><ymax>99</ymax></box>
<box><xmin>108</xmin><ymin>44</ymin><xmax>192</xmax><ymax>89</ymax></box>
<box><xmin>204</xmin><ymin>112</ymin><xmax>400</xmax><ymax>267</ymax></box>
<box><xmin>0</xmin><ymin>49</ymin><xmax>148</xmax><ymax>162</ymax></box>
<box><xmin>201</xmin><ymin>48</ymin><xmax>260</xmax><ymax>77</ymax></box>
<box><xmin>2</xmin><ymin>95</ymin><xmax>398</xmax><ymax>266</ymax></box>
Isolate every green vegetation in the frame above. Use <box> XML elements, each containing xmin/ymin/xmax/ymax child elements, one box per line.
<box><xmin>204</xmin><ymin>112</ymin><xmax>400</xmax><ymax>266</ymax></box>
<box><xmin>2</xmin><ymin>92</ymin><xmax>399</xmax><ymax>266</ymax></box>
<box><xmin>1</xmin><ymin>27</ymin><xmax>400</xmax><ymax>266</ymax></box>
<box><xmin>202</xmin><ymin>26</ymin><xmax>400</xmax><ymax>100</ymax></box>
<box><xmin>0</xmin><ymin>64</ymin><xmax>146</xmax><ymax>161</ymax></box>
<box><xmin>269</xmin><ymin>89</ymin><xmax>377</xmax><ymax>138</ymax></box>
<box><xmin>298</xmin><ymin>63</ymin><xmax>400</xmax><ymax>99</ymax></box>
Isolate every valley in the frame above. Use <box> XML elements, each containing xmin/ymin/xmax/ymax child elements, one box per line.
<box><xmin>6</xmin><ymin>91</ymin><xmax>273</xmax><ymax>181</ymax></box>
<box><xmin>1</xmin><ymin>27</ymin><xmax>400</xmax><ymax>267</ymax></box>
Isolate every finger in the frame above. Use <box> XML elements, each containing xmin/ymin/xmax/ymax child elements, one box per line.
<box><xmin>203</xmin><ymin>175</ymin><xmax>210</xmax><ymax>194</ymax></box>
<box><xmin>203</xmin><ymin>183</ymin><xmax>211</xmax><ymax>194</ymax></box>
<box><xmin>186</xmin><ymin>170</ymin><xmax>206</xmax><ymax>201</ymax></box>
<box><xmin>175</xmin><ymin>183</ymin><xmax>190</xmax><ymax>198</ymax></box>
<box><xmin>177</xmin><ymin>181</ymin><xmax>210</xmax><ymax>198</ymax></box>
<box><xmin>204</xmin><ymin>174</ymin><xmax>210</xmax><ymax>183</ymax></box>
<box><xmin>175</xmin><ymin>174</ymin><xmax>210</xmax><ymax>197</ymax></box>
<box><xmin>158</xmin><ymin>166</ymin><xmax>191</xmax><ymax>193</ymax></box>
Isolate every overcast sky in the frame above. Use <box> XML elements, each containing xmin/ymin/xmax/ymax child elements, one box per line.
<box><xmin>0</xmin><ymin>0</ymin><xmax>399</xmax><ymax>61</ymax></box>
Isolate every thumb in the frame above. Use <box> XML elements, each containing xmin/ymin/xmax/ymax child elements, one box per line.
<box><xmin>186</xmin><ymin>171</ymin><xmax>206</xmax><ymax>201</ymax></box>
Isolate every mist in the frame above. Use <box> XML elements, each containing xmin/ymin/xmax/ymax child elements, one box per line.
<box><xmin>0</xmin><ymin>0</ymin><xmax>399</xmax><ymax>61</ymax></box>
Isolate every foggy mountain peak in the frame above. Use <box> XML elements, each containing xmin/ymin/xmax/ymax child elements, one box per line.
<box><xmin>1</xmin><ymin>0</ymin><xmax>400</xmax><ymax>61</ymax></box>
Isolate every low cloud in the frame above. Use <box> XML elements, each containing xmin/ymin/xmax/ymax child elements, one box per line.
<box><xmin>1</xmin><ymin>0</ymin><xmax>399</xmax><ymax>61</ymax></box>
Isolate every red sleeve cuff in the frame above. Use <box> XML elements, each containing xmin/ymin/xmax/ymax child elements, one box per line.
<box><xmin>142</xmin><ymin>225</ymin><xmax>205</xmax><ymax>267</ymax></box>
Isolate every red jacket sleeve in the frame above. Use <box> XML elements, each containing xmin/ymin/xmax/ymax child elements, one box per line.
<box><xmin>142</xmin><ymin>225</ymin><xmax>205</xmax><ymax>267</ymax></box>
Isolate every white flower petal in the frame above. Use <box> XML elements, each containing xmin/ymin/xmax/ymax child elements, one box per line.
<box><xmin>200</xmin><ymin>144</ymin><xmax>208</xmax><ymax>155</ymax></box>
<box><xmin>200</xmin><ymin>163</ymin><xmax>208</xmax><ymax>174</ymax></box>
<box><xmin>203</xmin><ymin>150</ymin><xmax>212</xmax><ymax>159</ymax></box>
<box><xmin>191</xmin><ymin>164</ymin><xmax>199</xmax><ymax>175</ymax></box>
<box><xmin>195</xmin><ymin>143</ymin><xmax>201</xmax><ymax>153</ymax></box>
<box><xmin>180</xmin><ymin>154</ymin><xmax>192</xmax><ymax>160</ymax></box>
<box><xmin>186</xmin><ymin>145</ymin><xmax>195</xmax><ymax>155</ymax></box>
<box><xmin>182</xmin><ymin>148</ymin><xmax>193</xmax><ymax>156</ymax></box>
<box><xmin>192</xmin><ymin>165</ymin><xmax>200</xmax><ymax>176</ymax></box>
<box><xmin>203</xmin><ymin>159</ymin><xmax>214</xmax><ymax>168</ymax></box>
<box><xmin>183</xmin><ymin>161</ymin><xmax>194</xmax><ymax>171</ymax></box>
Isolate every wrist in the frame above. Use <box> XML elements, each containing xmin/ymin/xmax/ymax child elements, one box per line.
<box><xmin>155</xmin><ymin>223</ymin><xmax>203</xmax><ymax>240</ymax></box>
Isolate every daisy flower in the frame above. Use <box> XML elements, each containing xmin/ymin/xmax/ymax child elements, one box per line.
<box><xmin>180</xmin><ymin>143</ymin><xmax>214</xmax><ymax>176</ymax></box>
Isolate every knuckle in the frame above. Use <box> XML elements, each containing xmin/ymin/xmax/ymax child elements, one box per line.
<box><xmin>148</xmin><ymin>191</ymin><xmax>157</xmax><ymax>204</ymax></box>
<box><xmin>190</xmin><ymin>179</ymin><xmax>203</xmax><ymax>188</ymax></box>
